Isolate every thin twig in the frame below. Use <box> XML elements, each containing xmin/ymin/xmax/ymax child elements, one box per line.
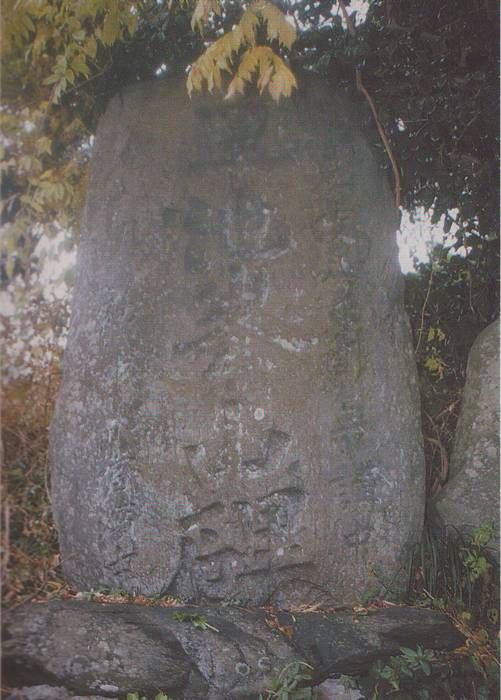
<box><xmin>415</xmin><ymin>265</ymin><xmax>434</xmax><ymax>353</ymax></box>
<box><xmin>338</xmin><ymin>0</ymin><xmax>401</xmax><ymax>209</ymax></box>
<box><xmin>62</xmin><ymin>62</ymin><xmax>113</xmax><ymax>98</ymax></box>
<box><xmin>424</xmin><ymin>436</ymin><xmax>449</xmax><ymax>492</ymax></box>
<box><xmin>1</xmin><ymin>500</ymin><xmax>11</xmax><ymax>585</ymax></box>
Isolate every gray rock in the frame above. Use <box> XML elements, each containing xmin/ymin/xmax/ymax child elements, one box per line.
<box><xmin>6</xmin><ymin>688</ymin><xmax>71</xmax><ymax>700</ymax></box>
<box><xmin>2</xmin><ymin>601</ymin><xmax>463</xmax><ymax>700</ymax></box>
<box><xmin>434</xmin><ymin>319</ymin><xmax>500</xmax><ymax>560</ymax></box>
<box><xmin>317</xmin><ymin>678</ymin><xmax>364</xmax><ymax>700</ymax></box>
<box><xmin>6</xmin><ymin>690</ymin><xmax>115</xmax><ymax>700</ymax></box>
<box><xmin>50</xmin><ymin>74</ymin><xmax>425</xmax><ymax>605</ymax></box>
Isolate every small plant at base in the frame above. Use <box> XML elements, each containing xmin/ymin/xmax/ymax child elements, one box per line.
<box><xmin>173</xmin><ymin>611</ymin><xmax>219</xmax><ymax>632</ymax></box>
<box><xmin>460</xmin><ymin>522</ymin><xmax>495</xmax><ymax>583</ymax></box>
<box><xmin>258</xmin><ymin>661</ymin><xmax>320</xmax><ymax>699</ymax></box>
<box><xmin>341</xmin><ymin>646</ymin><xmax>435</xmax><ymax>700</ymax></box>
<box><xmin>406</xmin><ymin>520</ymin><xmax>497</xmax><ymax>610</ymax></box>
<box><xmin>359</xmin><ymin>586</ymin><xmax>381</xmax><ymax>607</ymax></box>
<box><xmin>399</xmin><ymin>646</ymin><xmax>433</xmax><ymax>677</ymax></box>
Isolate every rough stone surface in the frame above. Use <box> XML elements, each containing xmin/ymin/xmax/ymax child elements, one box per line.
<box><xmin>6</xmin><ymin>689</ymin><xmax>72</xmax><ymax>700</ymax></box>
<box><xmin>317</xmin><ymin>679</ymin><xmax>364</xmax><ymax>700</ymax></box>
<box><xmin>6</xmin><ymin>689</ymin><xmax>114</xmax><ymax>700</ymax></box>
<box><xmin>434</xmin><ymin>319</ymin><xmax>500</xmax><ymax>560</ymax></box>
<box><xmin>2</xmin><ymin>602</ymin><xmax>464</xmax><ymax>700</ymax></box>
<box><xmin>50</xmin><ymin>74</ymin><xmax>424</xmax><ymax>605</ymax></box>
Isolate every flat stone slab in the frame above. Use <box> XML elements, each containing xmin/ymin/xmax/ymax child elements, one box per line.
<box><xmin>3</xmin><ymin>601</ymin><xmax>464</xmax><ymax>699</ymax></box>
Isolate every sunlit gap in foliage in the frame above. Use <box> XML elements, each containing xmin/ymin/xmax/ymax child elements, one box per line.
<box><xmin>289</xmin><ymin>0</ymin><xmax>368</xmax><ymax>31</ymax></box>
<box><xmin>397</xmin><ymin>208</ymin><xmax>469</xmax><ymax>274</ymax></box>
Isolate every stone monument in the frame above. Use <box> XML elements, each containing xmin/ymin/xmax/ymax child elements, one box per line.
<box><xmin>50</xmin><ymin>75</ymin><xmax>425</xmax><ymax>605</ymax></box>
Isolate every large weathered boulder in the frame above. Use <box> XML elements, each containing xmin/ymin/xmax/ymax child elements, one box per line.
<box><xmin>434</xmin><ymin>319</ymin><xmax>500</xmax><ymax>559</ymax></box>
<box><xmin>50</xmin><ymin>74</ymin><xmax>425</xmax><ymax>604</ymax></box>
<box><xmin>2</xmin><ymin>601</ymin><xmax>464</xmax><ymax>700</ymax></box>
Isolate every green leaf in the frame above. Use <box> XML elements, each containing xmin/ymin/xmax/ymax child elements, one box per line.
<box><xmin>101</xmin><ymin>11</ymin><xmax>120</xmax><ymax>46</ymax></box>
<box><xmin>173</xmin><ymin>612</ymin><xmax>219</xmax><ymax>632</ymax></box>
<box><xmin>83</xmin><ymin>35</ymin><xmax>97</xmax><ymax>58</ymax></box>
<box><xmin>5</xmin><ymin>256</ymin><xmax>15</xmax><ymax>279</ymax></box>
<box><xmin>400</xmin><ymin>647</ymin><xmax>417</xmax><ymax>658</ymax></box>
<box><xmin>125</xmin><ymin>13</ymin><xmax>138</xmax><ymax>36</ymax></box>
<box><xmin>43</xmin><ymin>73</ymin><xmax>61</xmax><ymax>85</ymax></box>
<box><xmin>420</xmin><ymin>660</ymin><xmax>432</xmax><ymax>676</ymax></box>
<box><xmin>22</xmin><ymin>14</ymin><xmax>36</xmax><ymax>32</ymax></box>
<box><xmin>73</xmin><ymin>29</ymin><xmax>86</xmax><ymax>42</ymax></box>
<box><xmin>71</xmin><ymin>55</ymin><xmax>90</xmax><ymax>78</ymax></box>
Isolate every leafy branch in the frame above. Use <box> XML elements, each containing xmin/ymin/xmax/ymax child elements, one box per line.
<box><xmin>186</xmin><ymin>0</ymin><xmax>298</xmax><ymax>101</ymax></box>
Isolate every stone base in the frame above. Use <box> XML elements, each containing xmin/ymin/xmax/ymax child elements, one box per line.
<box><xmin>3</xmin><ymin>601</ymin><xmax>463</xmax><ymax>699</ymax></box>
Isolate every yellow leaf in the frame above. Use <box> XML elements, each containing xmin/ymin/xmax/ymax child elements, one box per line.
<box><xmin>125</xmin><ymin>12</ymin><xmax>138</xmax><ymax>36</ymax></box>
<box><xmin>226</xmin><ymin>75</ymin><xmax>246</xmax><ymax>99</ymax></box>
<box><xmin>5</xmin><ymin>256</ymin><xmax>15</xmax><ymax>279</ymax></box>
<box><xmin>21</xmin><ymin>14</ymin><xmax>35</xmax><ymax>33</ymax></box>
<box><xmin>267</xmin><ymin>57</ymin><xmax>297</xmax><ymax>101</ymax></box>
<box><xmin>19</xmin><ymin>155</ymin><xmax>33</xmax><ymax>171</ymax></box>
<box><xmin>207</xmin><ymin>62</ymin><xmax>223</xmax><ymax>92</ymax></box>
<box><xmin>259</xmin><ymin>1</ymin><xmax>296</xmax><ymax>49</ymax></box>
<box><xmin>257</xmin><ymin>63</ymin><xmax>274</xmax><ymax>94</ymax></box>
<box><xmin>187</xmin><ymin>65</ymin><xmax>203</xmax><ymax>97</ymax></box>
<box><xmin>236</xmin><ymin>46</ymin><xmax>264</xmax><ymax>83</ymax></box>
<box><xmin>71</xmin><ymin>54</ymin><xmax>90</xmax><ymax>78</ymax></box>
<box><xmin>36</xmin><ymin>136</ymin><xmax>52</xmax><ymax>155</ymax></box>
<box><xmin>187</xmin><ymin>4</ymin><xmax>297</xmax><ymax>100</ymax></box>
<box><xmin>187</xmin><ymin>27</ymin><xmax>244</xmax><ymax>95</ymax></box>
<box><xmin>30</xmin><ymin>200</ymin><xmax>45</xmax><ymax>214</ymax></box>
<box><xmin>191</xmin><ymin>0</ymin><xmax>222</xmax><ymax>32</ymax></box>
<box><xmin>43</xmin><ymin>72</ymin><xmax>60</xmax><ymax>86</ymax></box>
<box><xmin>239</xmin><ymin>9</ymin><xmax>259</xmax><ymax>46</ymax></box>
<box><xmin>83</xmin><ymin>35</ymin><xmax>97</xmax><ymax>58</ymax></box>
<box><xmin>74</xmin><ymin>0</ymin><xmax>99</xmax><ymax>21</ymax></box>
<box><xmin>101</xmin><ymin>10</ymin><xmax>120</xmax><ymax>46</ymax></box>
<box><xmin>224</xmin><ymin>46</ymin><xmax>296</xmax><ymax>102</ymax></box>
